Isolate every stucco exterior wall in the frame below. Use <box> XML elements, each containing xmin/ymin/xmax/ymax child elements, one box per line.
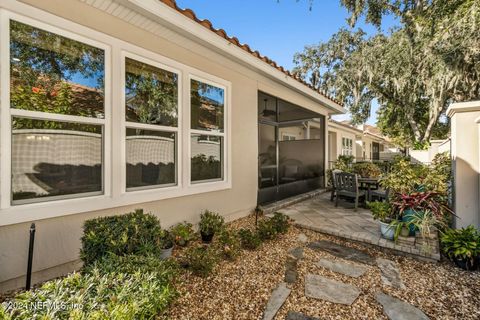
<box><xmin>448</xmin><ymin>101</ymin><xmax>480</xmax><ymax>229</ymax></box>
<box><xmin>0</xmin><ymin>0</ymin><xmax>334</xmax><ymax>292</ymax></box>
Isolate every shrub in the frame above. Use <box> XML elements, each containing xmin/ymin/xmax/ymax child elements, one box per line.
<box><xmin>335</xmin><ymin>155</ymin><xmax>354</xmax><ymax>172</ymax></box>
<box><xmin>170</xmin><ymin>222</ymin><xmax>195</xmax><ymax>247</ymax></box>
<box><xmin>2</xmin><ymin>257</ymin><xmax>178</xmax><ymax>319</ymax></box>
<box><xmin>352</xmin><ymin>162</ymin><xmax>382</xmax><ymax>178</ymax></box>
<box><xmin>80</xmin><ymin>209</ymin><xmax>162</xmax><ymax>266</ymax></box>
<box><xmin>257</xmin><ymin>219</ymin><xmax>278</xmax><ymax>240</ymax></box>
<box><xmin>199</xmin><ymin>210</ymin><xmax>224</xmax><ymax>236</ymax></box>
<box><xmin>160</xmin><ymin>230</ymin><xmax>174</xmax><ymax>249</ymax></box>
<box><xmin>380</xmin><ymin>158</ymin><xmax>420</xmax><ymax>193</ymax></box>
<box><xmin>215</xmin><ymin>228</ymin><xmax>241</xmax><ymax>260</ymax></box>
<box><xmin>270</xmin><ymin>212</ymin><xmax>290</xmax><ymax>234</ymax></box>
<box><xmin>441</xmin><ymin>226</ymin><xmax>480</xmax><ymax>263</ymax></box>
<box><xmin>367</xmin><ymin>201</ymin><xmax>393</xmax><ymax>222</ymax></box>
<box><xmin>238</xmin><ymin>228</ymin><xmax>262</xmax><ymax>250</ymax></box>
<box><xmin>182</xmin><ymin>245</ymin><xmax>218</xmax><ymax>277</ymax></box>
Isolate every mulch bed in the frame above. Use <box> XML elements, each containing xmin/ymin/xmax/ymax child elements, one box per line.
<box><xmin>164</xmin><ymin>214</ymin><xmax>480</xmax><ymax>320</ymax></box>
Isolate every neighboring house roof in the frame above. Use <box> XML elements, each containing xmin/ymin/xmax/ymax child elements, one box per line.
<box><xmin>334</xmin><ymin>120</ymin><xmax>392</xmax><ymax>144</ymax></box>
<box><xmin>328</xmin><ymin>119</ymin><xmax>363</xmax><ymax>135</ymax></box>
<box><xmin>158</xmin><ymin>0</ymin><xmax>342</xmax><ymax>108</ymax></box>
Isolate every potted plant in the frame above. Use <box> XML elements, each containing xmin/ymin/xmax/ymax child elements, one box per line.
<box><xmin>390</xmin><ymin>219</ymin><xmax>411</xmax><ymax>241</ymax></box>
<box><xmin>367</xmin><ymin>201</ymin><xmax>395</xmax><ymax>240</ymax></box>
<box><xmin>441</xmin><ymin>225</ymin><xmax>480</xmax><ymax>271</ymax></box>
<box><xmin>159</xmin><ymin>230</ymin><xmax>174</xmax><ymax>259</ymax></box>
<box><xmin>170</xmin><ymin>221</ymin><xmax>195</xmax><ymax>247</ymax></box>
<box><xmin>392</xmin><ymin>191</ymin><xmax>453</xmax><ymax>236</ymax></box>
<box><xmin>199</xmin><ymin>210</ymin><xmax>225</xmax><ymax>243</ymax></box>
<box><xmin>408</xmin><ymin>210</ymin><xmax>442</xmax><ymax>253</ymax></box>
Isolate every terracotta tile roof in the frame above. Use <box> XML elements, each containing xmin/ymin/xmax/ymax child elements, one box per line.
<box><xmin>159</xmin><ymin>0</ymin><xmax>342</xmax><ymax>107</ymax></box>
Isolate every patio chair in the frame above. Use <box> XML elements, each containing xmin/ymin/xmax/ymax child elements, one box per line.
<box><xmin>330</xmin><ymin>169</ymin><xmax>342</xmax><ymax>202</ymax></box>
<box><xmin>334</xmin><ymin>172</ymin><xmax>366</xmax><ymax>211</ymax></box>
<box><xmin>370</xmin><ymin>188</ymin><xmax>390</xmax><ymax>202</ymax></box>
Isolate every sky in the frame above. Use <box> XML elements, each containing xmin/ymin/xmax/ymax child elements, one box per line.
<box><xmin>176</xmin><ymin>0</ymin><xmax>398</xmax><ymax>125</ymax></box>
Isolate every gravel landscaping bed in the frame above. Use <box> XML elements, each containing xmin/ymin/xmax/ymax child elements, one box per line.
<box><xmin>164</xmin><ymin>214</ymin><xmax>480</xmax><ymax>320</ymax></box>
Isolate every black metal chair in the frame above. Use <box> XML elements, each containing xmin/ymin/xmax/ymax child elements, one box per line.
<box><xmin>330</xmin><ymin>169</ymin><xmax>342</xmax><ymax>202</ymax></box>
<box><xmin>334</xmin><ymin>172</ymin><xmax>366</xmax><ymax>211</ymax></box>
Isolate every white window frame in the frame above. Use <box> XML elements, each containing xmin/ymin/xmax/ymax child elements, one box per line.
<box><xmin>0</xmin><ymin>3</ymin><xmax>232</xmax><ymax>226</ymax></box>
<box><xmin>281</xmin><ymin>133</ymin><xmax>296</xmax><ymax>141</ymax></box>
<box><xmin>341</xmin><ymin>137</ymin><xmax>353</xmax><ymax>156</ymax></box>
<box><xmin>187</xmin><ymin>74</ymin><xmax>230</xmax><ymax>187</ymax></box>
<box><xmin>120</xmin><ymin>51</ymin><xmax>183</xmax><ymax>193</ymax></box>
<box><xmin>0</xmin><ymin>10</ymin><xmax>112</xmax><ymax>209</ymax></box>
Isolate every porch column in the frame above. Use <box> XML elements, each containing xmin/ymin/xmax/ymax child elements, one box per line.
<box><xmin>447</xmin><ymin>101</ymin><xmax>480</xmax><ymax>229</ymax></box>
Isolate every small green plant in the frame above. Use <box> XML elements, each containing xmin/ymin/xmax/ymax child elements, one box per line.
<box><xmin>215</xmin><ymin>228</ymin><xmax>241</xmax><ymax>260</ymax></box>
<box><xmin>238</xmin><ymin>228</ymin><xmax>262</xmax><ymax>250</ymax></box>
<box><xmin>380</xmin><ymin>158</ymin><xmax>421</xmax><ymax>194</ymax></box>
<box><xmin>441</xmin><ymin>226</ymin><xmax>480</xmax><ymax>264</ymax></box>
<box><xmin>80</xmin><ymin>209</ymin><xmax>162</xmax><ymax>266</ymax></box>
<box><xmin>183</xmin><ymin>244</ymin><xmax>218</xmax><ymax>277</ymax></box>
<box><xmin>170</xmin><ymin>222</ymin><xmax>195</xmax><ymax>246</ymax></box>
<box><xmin>270</xmin><ymin>212</ymin><xmax>291</xmax><ymax>234</ymax></box>
<box><xmin>199</xmin><ymin>210</ymin><xmax>225</xmax><ymax>238</ymax></box>
<box><xmin>257</xmin><ymin>219</ymin><xmax>278</xmax><ymax>240</ymax></box>
<box><xmin>160</xmin><ymin>230</ymin><xmax>174</xmax><ymax>249</ymax></box>
<box><xmin>335</xmin><ymin>155</ymin><xmax>354</xmax><ymax>171</ymax></box>
<box><xmin>367</xmin><ymin>201</ymin><xmax>393</xmax><ymax>222</ymax></box>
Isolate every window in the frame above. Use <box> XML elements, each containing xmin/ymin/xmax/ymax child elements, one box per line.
<box><xmin>190</xmin><ymin>78</ymin><xmax>225</xmax><ymax>183</ymax></box>
<box><xmin>124</xmin><ymin>55</ymin><xmax>179</xmax><ymax>190</ymax></box>
<box><xmin>0</xmin><ymin>7</ymin><xmax>231</xmax><ymax>224</ymax></box>
<box><xmin>281</xmin><ymin>133</ymin><xmax>297</xmax><ymax>141</ymax></box>
<box><xmin>9</xmin><ymin>19</ymin><xmax>105</xmax><ymax>203</ymax></box>
<box><xmin>341</xmin><ymin>137</ymin><xmax>353</xmax><ymax>156</ymax></box>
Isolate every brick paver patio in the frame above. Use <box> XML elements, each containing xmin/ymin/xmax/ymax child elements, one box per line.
<box><xmin>274</xmin><ymin>192</ymin><xmax>440</xmax><ymax>261</ymax></box>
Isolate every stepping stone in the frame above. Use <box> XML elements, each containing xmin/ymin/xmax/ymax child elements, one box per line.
<box><xmin>376</xmin><ymin>258</ymin><xmax>406</xmax><ymax>290</ymax></box>
<box><xmin>304</xmin><ymin>274</ymin><xmax>361</xmax><ymax>305</ymax></box>
<box><xmin>289</xmin><ymin>247</ymin><xmax>304</xmax><ymax>260</ymax></box>
<box><xmin>286</xmin><ymin>311</ymin><xmax>322</xmax><ymax>320</ymax></box>
<box><xmin>262</xmin><ymin>282</ymin><xmax>291</xmax><ymax>320</ymax></box>
<box><xmin>297</xmin><ymin>233</ymin><xmax>308</xmax><ymax>243</ymax></box>
<box><xmin>375</xmin><ymin>292</ymin><xmax>430</xmax><ymax>320</ymax></box>
<box><xmin>308</xmin><ymin>240</ymin><xmax>375</xmax><ymax>265</ymax></box>
<box><xmin>317</xmin><ymin>258</ymin><xmax>369</xmax><ymax>278</ymax></box>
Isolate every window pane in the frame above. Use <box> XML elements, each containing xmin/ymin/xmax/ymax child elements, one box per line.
<box><xmin>125</xmin><ymin>58</ymin><xmax>178</xmax><ymax>127</ymax></box>
<box><xmin>126</xmin><ymin>129</ymin><xmax>176</xmax><ymax>189</ymax></box>
<box><xmin>12</xmin><ymin>117</ymin><xmax>102</xmax><ymax>202</ymax></box>
<box><xmin>191</xmin><ymin>134</ymin><xmax>223</xmax><ymax>182</ymax></box>
<box><xmin>10</xmin><ymin>20</ymin><xmax>105</xmax><ymax>118</ymax></box>
<box><xmin>191</xmin><ymin>79</ymin><xmax>224</xmax><ymax>132</ymax></box>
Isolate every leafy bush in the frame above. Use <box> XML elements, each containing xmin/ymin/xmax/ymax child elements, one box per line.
<box><xmin>380</xmin><ymin>158</ymin><xmax>421</xmax><ymax>193</ymax></box>
<box><xmin>335</xmin><ymin>155</ymin><xmax>354</xmax><ymax>171</ymax></box>
<box><xmin>182</xmin><ymin>245</ymin><xmax>218</xmax><ymax>277</ymax></box>
<box><xmin>170</xmin><ymin>222</ymin><xmax>195</xmax><ymax>247</ymax></box>
<box><xmin>270</xmin><ymin>212</ymin><xmax>291</xmax><ymax>234</ymax></box>
<box><xmin>199</xmin><ymin>210</ymin><xmax>224</xmax><ymax>236</ymax></box>
<box><xmin>352</xmin><ymin>162</ymin><xmax>382</xmax><ymax>178</ymax></box>
<box><xmin>257</xmin><ymin>219</ymin><xmax>278</xmax><ymax>240</ymax></box>
<box><xmin>238</xmin><ymin>228</ymin><xmax>262</xmax><ymax>250</ymax></box>
<box><xmin>160</xmin><ymin>230</ymin><xmax>174</xmax><ymax>249</ymax></box>
<box><xmin>215</xmin><ymin>228</ymin><xmax>241</xmax><ymax>260</ymax></box>
<box><xmin>2</xmin><ymin>256</ymin><xmax>178</xmax><ymax>319</ymax></box>
<box><xmin>80</xmin><ymin>209</ymin><xmax>162</xmax><ymax>266</ymax></box>
<box><xmin>441</xmin><ymin>226</ymin><xmax>480</xmax><ymax>263</ymax></box>
<box><xmin>367</xmin><ymin>201</ymin><xmax>393</xmax><ymax>222</ymax></box>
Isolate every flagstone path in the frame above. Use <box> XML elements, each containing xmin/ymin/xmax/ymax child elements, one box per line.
<box><xmin>263</xmin><ymin>239</ymin><xmax>430</xmax><ymax>320</ymax></box>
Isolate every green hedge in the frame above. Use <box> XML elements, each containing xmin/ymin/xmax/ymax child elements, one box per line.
<box><xmin>80</xmin><ymin>209</ymin><xmax>162</xmax><ymax>266</ymax></box>
<box><xmin>1</xmin><ymin>254</ymin><xmax>178</xmax><ymax>320</ymax></box>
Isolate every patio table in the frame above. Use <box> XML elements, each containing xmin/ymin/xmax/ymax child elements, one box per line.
<box><xmin>358</xmin><ymin>177</ymin><xmax>379</xmax><ymax>201</ymax></box>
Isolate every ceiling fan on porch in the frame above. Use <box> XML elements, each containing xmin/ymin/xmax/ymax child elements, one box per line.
<box><xmin>261</xmin><ymin>98</ymin><xmax>276</xmax><ymax>117</ymax></box>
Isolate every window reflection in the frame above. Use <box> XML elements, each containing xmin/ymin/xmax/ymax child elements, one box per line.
<box><xmin>10</xmin><ymin>20</ymin><xmax>105</xmax><ymax>118</ymax></box>
<box><xmin>126</xmin><ymin>129</ymin><xmax>176</xmax><ymax>189</ymax></box>
<box><xmin>12</xmin><ymin>118</ymin><xmax>102</xmax><ymax>202</ymax></box>
<box><xmin>125</xmin><ymin>58</ymin><xmax>178</xmax><ymax>127</ymax></box>
<box><xmin>191</xmin><ymin>134</ymin><xmax>223</xmax><ymax>182</ymax></box>
<box><xmin>190</xmin><ymin>79</ymin><xmax>224</xmax><ymax>132</ymax></box>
